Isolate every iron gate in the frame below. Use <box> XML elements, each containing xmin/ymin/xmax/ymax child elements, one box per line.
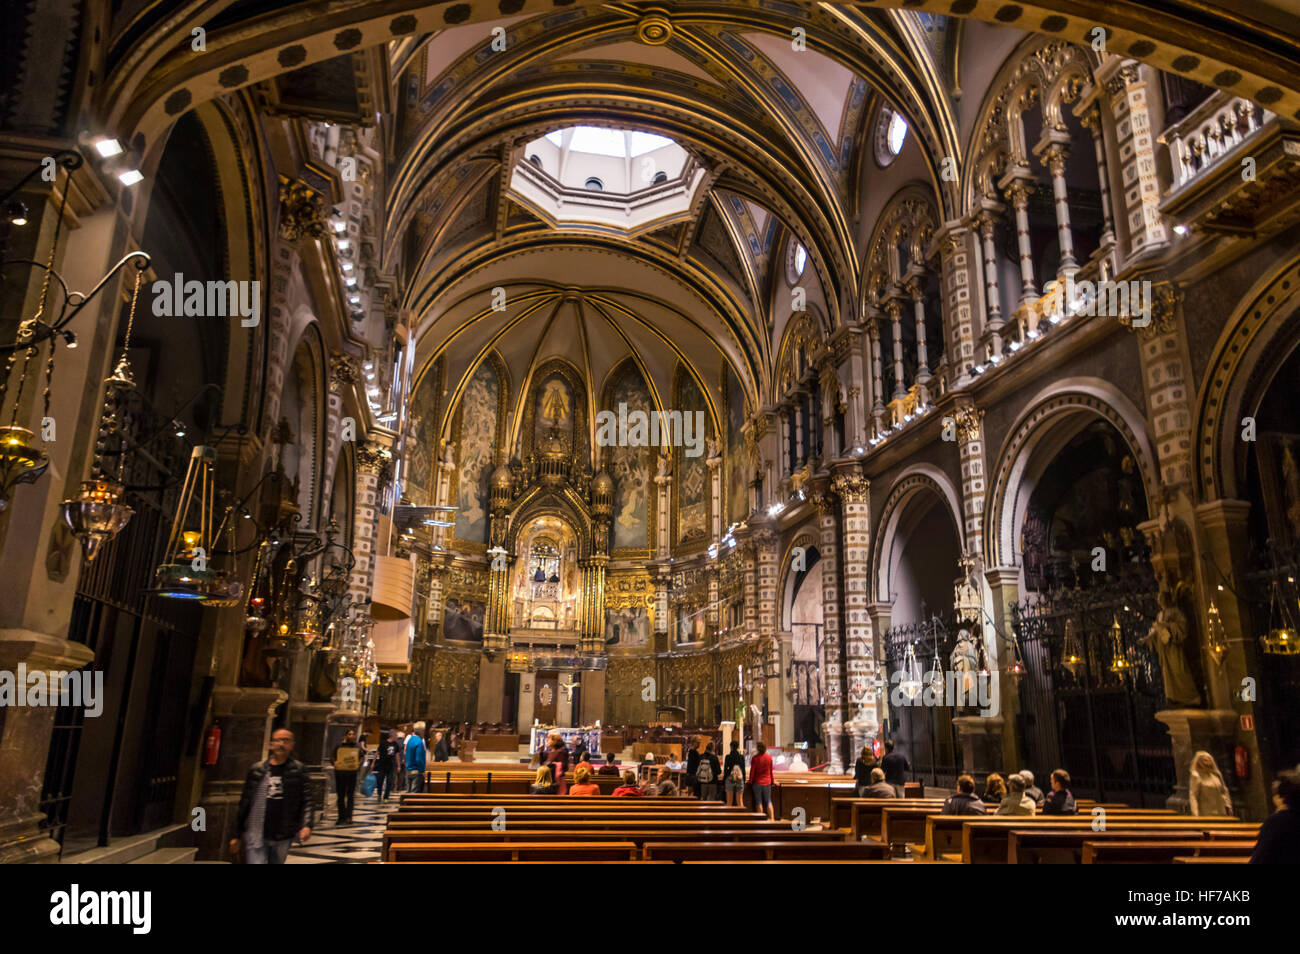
<box><xmin>881</xmin><ymin>614</ymin><xmax>963</xmax><ymax>790</ymax></box>
<box><xmin>1009</xmin><ymin>575</ymin><xmax>1175</xmax><ymax>806</ymax></box>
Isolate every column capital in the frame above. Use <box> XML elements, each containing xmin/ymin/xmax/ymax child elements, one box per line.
<box><xmin>329</xmin><ymin>351</ymin><xmax>359</xmax><ymax>393</ymax></box>
<box><xmin>830</xmin><ymin>465</ymin><xmax>869</xmax><ymax>503</ymax></box>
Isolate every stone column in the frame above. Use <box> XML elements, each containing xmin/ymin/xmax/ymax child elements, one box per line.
<box><xmin>348</xmin><ymin>442</ymin><xmax>388</xmax><ymax>605</ymax></box>
<box><xmin>811</xmin><ymin>490</ymin><xmax>844</xmax><ymax>771</ymax></box>
<box><xmin>905</xmin><ymin>277</ymin><xmax>930</xmax><ymax>403</ymax></box>
<box><xmin>833</xmin><ymin>466</ymin><xmax>876</xmax><ymax>757</ymax></box>
<box><xmin>984</xmin><ymin>567</ymin><xmax>1023</xmax><ymax>771</ymax></box>
<box><xmin>931</xmin><ymin>222</ymin><xmax>976</xmax><ymax>387</ymax></box>
<box><xmin>975</xmin><ymin>203</ymin><xmax>1006</xmax><ymax>356</ymax></box>
<box><xmin>755</xmin><ymin>527</ymin><xmax>779</xmax><ymax>645</ymax></box>
<box><xmin>791</xmin><ymin>390</ymin><xmax>805</xmax><ymax>465</ymax></box>
<box><xmin>742</xmin><ymin>541</ymin><xmax>758</xmax><ymax>638</ymax></box>
<box><xmin>0</xmin><ymin>633</ymin><xmax>94</xmax><ymax>863</ymax></box>
<box><xmin>1078</xmin><ymin>103</ymin><xmax>1116</xmax><ymax>249</ymax></box>
<box><xmin>1036</xmin><ymin>136</ymin><xmax>1078</xmax><ymax>276</ymax></box>
<box><xmin>886</xmin><ymin>300</ymin><xmax>906</xmax><ymax>401</ymax></box>
<box><xmin>999</xmin><ymin>174</ymin><xmax>1038</xmax><ymax>308</ymax></box>
<box><xmin>1099</xmin><ymin>59</ymin><xmax>1169</xmax><ymax>256</ymax></box>
<box><xmin>195</xmin><ymin>686</ymin><xmax>288</xmax><ymax>860</ymax></box>
<box><xmin>867</xmin><ymin>315</ymin><xmax>887</xmax><ymax>434</ymax></box>
<box><xmin>952</xmin><ymin>401</ymin><xmax>988</xmax><ymax>558</ymax></box>
<box><xmin>320</xmin><ymin>352</ymin><xmax>356</xmax><ymax>519</ymax></box>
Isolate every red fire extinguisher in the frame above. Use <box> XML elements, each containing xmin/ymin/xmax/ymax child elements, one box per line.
<box><xmin>1234</xmin><ymin>744</ymin><xmax>1249</xmax><ymax>780</ymax></box>
<box><xmin>203</xmin><ymin>721</ymin><xmax>222</xmax><ymax>766</ymax></box>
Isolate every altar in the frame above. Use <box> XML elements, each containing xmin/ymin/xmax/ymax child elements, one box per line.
<box><xmin>530</xmin><ymin>725</ymin><xmax>602</xmax><ymax>756</ymax></box>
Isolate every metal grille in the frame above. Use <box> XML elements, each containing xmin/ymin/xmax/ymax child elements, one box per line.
<box><xmin>881</xmin><ymin>614</ymin><xmax>962</xmax><ymax>789</ymax></box>
<box><xmin>1009</xmin><ymin>571</ymin><xmax>1174</xmax><ymax>806</ymax></box>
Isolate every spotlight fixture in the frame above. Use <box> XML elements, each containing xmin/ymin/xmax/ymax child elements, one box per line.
<box><xmin>5</xmin><ymin>200</ymin><xmax>28</xmax><ymax>226</ymax></box>
<box><xmin>93</xmin><ymin>137</ymin><xmax>124</xmax><ymax>158</ymax></box>
<box><xmin>1173</xmin><ymin>224</ymin><xmax>1188</xmax><ymax>236</ymax></box>
<box><xmin>118</xmin><ymin>169</ymin><xmax>144</xmax><ymax>186</ymax></box>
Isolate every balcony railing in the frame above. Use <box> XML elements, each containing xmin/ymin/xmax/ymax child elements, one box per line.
<box><xmin>1161</xmin><ymin>91</ymin><xmax>1270</xmax><ymax>192</ymax></box>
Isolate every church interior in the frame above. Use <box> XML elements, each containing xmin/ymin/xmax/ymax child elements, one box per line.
<box><xmin>1</xmin><ymin>0</ymin><xmax>1299</xmax><ymax>878</ymax></box>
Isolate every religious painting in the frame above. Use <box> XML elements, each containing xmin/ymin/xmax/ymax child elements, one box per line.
<box><xmin>608</xmin><ymin>362</ymin><xmax>652</xmax><ymax>549</ymax></box>
<box><xmin>605</xmin><ymin>604</ymin><xmax>650</xmax><ymax>648</ymax></box>
<box><xmin>533</xmin><ymin>371</ymin><xmax>573</xmax><ymax>446</ymax></box>
<box><xmin>404</xmin><ymin>366</ymin><xmax>439</xmax><ymax>506</ymax></box>
<box><xmin>725</xmin><ymin>364</ymin><xmax>748</xmax><ymax>524</ymax></box>
<box><xmin>675</xmin><ymin>369</ymin><xmax>709</xmax><ymax>545</ymax></box>
<box><xmin>454</xmin><ymin>360</ymin><xmax>499</xmax><ymax>541</ymax></box>
<box><xmin>443</xmin><ymin>598</ymin><xmax>485</xmax><ymax>642</ymax></box>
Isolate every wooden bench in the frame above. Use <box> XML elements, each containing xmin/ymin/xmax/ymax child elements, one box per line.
<box><xmin>1173</xmin><ymin>856</ymin><xmax>1251</xmax><ymax>864</ymax></box>
<box><xmin>1082</xmin><ymin>839</ymin><xmax>1258</xmax><ymax>864</ymax></box>
<box><xmin>382</xmin><ymin>826</ymin><xmax>849</xmax><ymax>857</ymax></box>
<box><xmin>956</xmin><ymin>818</ymin><xmax>1259</xmax><ymax>864</ymax></box>
<box><xmin>386</xmin><ymin>841</ymin><xmax>639</xmax><ymax>862</ymax></box>
<box><xmin>880</xmin><ymin>801</ymin><xmax>1116</xmax><ymax>853</ymax></box>
<box><xmin>916</xmin><ymin>809</ymin><xmax>1170</xmax><ymax>859</ymax></box>
<box><xmin>773</xmin><ymin>779</ymin><xmax>856</xmax><ymax>821</ymax></box>
<box><xmin>642</xmin><ymin>840</ymin><xmax>889</xmax><ymax>863</ymax></box>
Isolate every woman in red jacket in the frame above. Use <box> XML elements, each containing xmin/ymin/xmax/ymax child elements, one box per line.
<box><xmin>612</xmin><ymin>770</ymin><xmax>644</xmax><ymax>797</ymax></box>
<box><xmin>749</xmin><ymin>741</ymin><xmax>774</xmax><ymax>820</ymax></box>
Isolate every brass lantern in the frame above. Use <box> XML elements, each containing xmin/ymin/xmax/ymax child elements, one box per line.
<box><xmin>153</xmin><ymin>445</ymin><xmax>223</xmax><ymax>602</ymax></box>
<box><xmin>1108</xmin><ymin>615</ymin><xmax>1131</xmax><ymax>674</ymax></box>
<box><xmin>61</xmin><ymin>477</ymin><xmax>134</xmax><ymax>561</ymax></box>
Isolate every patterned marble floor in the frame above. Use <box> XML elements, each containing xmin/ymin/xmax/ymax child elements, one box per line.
<box><xmin>287</xmin><ymin>792</ymin><xmax>401</xmax><ymax>864</ymax></box>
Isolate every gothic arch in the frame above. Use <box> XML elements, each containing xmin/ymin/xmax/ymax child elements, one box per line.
<box><xmin>778</xmin><ymin>526</ymin><xmax>822</xmax><ymax>630</ymax></box>
<box><xmin>870</xmin><ymin>465</ymin><xmax>965</xmax><ymax>603</ymax></box>
<box><xmin>984</xmin><ymin>379</ymin><xmax>1158</xmax><ymax>570</ymax></box>
<box><xmin>1193</xmin><ymin>255</ymin><xmax>1300</xmax><ymax>501</ymax></box>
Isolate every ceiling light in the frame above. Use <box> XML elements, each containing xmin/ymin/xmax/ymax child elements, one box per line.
<box><xmin>342</xmin><ymin>262</ymin><xmax>353</xmax><ymax>271</ymax></box>
<box><xmin>1173</xmin><ymin>224</ymin><xmax>1188</xmax><ymax>236</ymax></box>
<box><xmin>349</xmin><ymin>296</ymin><xmax>360</xmax><ymax>304</ymax></box>
<box><xmin>345</xmin><ymin>277</ymin><xmax>356</xmax><ymax>287</ymax></box>
<box><xmin>94</xmin><ymin>138</ymin><xmax>123</xmax><ymax>158</ymax></box>
<box><xmin>6</xmin><ymin>200</ymin><xmax>29</xmax><ymax>226</ymax></box>
<box><xmin>332</xmin><ymin>220</ymin><xmax>346</xmax><ymax>233</ymax></box>
<box><xmin>336</xmin><ymin>239</ymin><xmax>350</xmax><ymax>250</ymax></box>
<box><xmin>118</xmin><ymin>169</ymin><xmax>143</xmax><ymax>186</ymax></box>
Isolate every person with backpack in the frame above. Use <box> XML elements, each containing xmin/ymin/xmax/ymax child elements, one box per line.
<box><xmin>695</xmin><ymin>741</ymin><xmax>721</xmax><ymax>801</ymax></box>
<box><xmin>723</xmin><ymin>740</ymin><xmax>746</xmax><ymax>806</ymax></box>
<box><xmin>330</xmin><ymin>727</ymin><xmax>365</xmax><ymax>824</ymax></box>
<box><xmin>374</xmin><ymin>729</ymin><xmax>400</xmax><ymax>802</ymax></box>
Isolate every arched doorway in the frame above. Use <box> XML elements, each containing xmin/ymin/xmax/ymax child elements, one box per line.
<box><xmin>1007</xmin><ymin>418</ymin><xmax>1175</xmax><ymax>806</ymax></box>
<box><xmin>784</xmin><ymin>545</ymin><xmax>824</xmax><ymax>750</ymax></box>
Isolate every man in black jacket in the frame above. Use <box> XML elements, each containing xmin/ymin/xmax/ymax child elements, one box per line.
<box><xmin>881</xmin><ymin>741</ymin><xmax>909</xmax><ymax>796</ymax></box>
<box><xmin>231</xmin><ymin>728</ymin><xmax>314</xmax><ymax>863</ymax></box>
<box><xmin>1042</xmin><ymin>769</ymin><xmax>1077</xmax><ymax>815</ymax></box>
<box><xmin>940</xmin><ymin>775</ymin><xmax>988</xmax><ymax>815</ymax></box>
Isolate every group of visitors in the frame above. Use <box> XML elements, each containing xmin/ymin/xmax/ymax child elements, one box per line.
<box><xmin>853</xmin><ymin>741</ymin><xmax>910</xmax><ymax>797</ymax></box>
<box><xmin>935</xmin><ymin>769</ymin><xmax>1069</xmax><ymax>816</ymax></box>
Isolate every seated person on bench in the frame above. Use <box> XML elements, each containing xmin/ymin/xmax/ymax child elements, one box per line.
<box><xmin>1042</xmin><ymin>769</ymin><xmax>1077</xmax><ymax>815</ymax></box>
<box><xmin>862</xmin><ymin>768</ymin><xmax>897</xmax><ymax>799</ymax></box>
<box><xmin>644</xmin><ymin>765</ymin><xmax>678</xmax><ymax>797</ymax></box>
<box><xmin>530</xmin><ymin>765</ymin><xmax>557</xmax><ymax>795</ymax></box>
<box><xmin>612</xmin><ymin>770</ymin><xmax>645</xmax><ymax>797</ymax></box>
<box><xmin>996</xmin><ymin>773</ymin><xmax>1036</xmax><ymax>815</ymax></box>
<box><xmin>597</xmin><ymin>753</ymin><xmax>621</xmax><ymax>776</ymax></box>
<box><xmin>941</xmin><ymin>775</ymin><xmax>988</xmax><ymax>815</ymax></box>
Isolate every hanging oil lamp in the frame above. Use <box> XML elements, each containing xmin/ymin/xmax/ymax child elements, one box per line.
<box><xmin>1062</xmin><ymin>618</ymin><xmax>1084</xmax><ymax>675</ymax></box>
<box><xmin>900</xmin><ymin>640</ymin><xmax>922</xmax><ymax>700</ymax></box>
<box><xmin>59</xmin><ymin>268</ymin><xmax>148</xmax><ymax>559</ymax></box>
<box><xmin>1260</xmin><ymin>581</ymin><xmax>1300</xmax><ymax>655</ymax></box>
<box><xmin>1108</xmin><ymin>615</ymin><xmax>1131</xmax><ymax>674</ymax></box>
<box><xmin>1205</xmin><ymin>600</ymin><xmax>1229</xmax><ymax>665</ymax></box>
<box><xmin>152</xmin><ymin>445</ymin><xmax>220</xmax><ymax>601</ymax></box>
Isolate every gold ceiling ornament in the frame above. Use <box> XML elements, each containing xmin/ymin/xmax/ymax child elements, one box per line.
<box><xmin>637</xmin><ymin>10</ymin><xmax>674</xmax><ymax>45</ymax></box>
<box><xmin>951</xmin><ymin>405</ymin><xmax>984</xmax><ymax>443</ymax></box>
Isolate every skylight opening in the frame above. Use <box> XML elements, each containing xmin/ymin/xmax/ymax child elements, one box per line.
<box><xmin>629</xmin><ymin>131</ymin><xmax>674</xmax><ymax>156</ymax></box>
<box><xmin>887</xmin><ymin>112</ymin><xmax>908</xmax><ymax>156</ymax></box>
<box><xmin>568</xmin><ymin>126</ymin><xmax>627</xmax><ymax>157</ymax></box>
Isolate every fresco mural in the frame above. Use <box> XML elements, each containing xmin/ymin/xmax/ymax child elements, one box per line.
<box><xmin>675</xmin><ymin>369</ymin><xmax>709</xmax><ymax>544</ymax></box>
<box><xmin>443</xmin><ymin>598</ymin><xmax>485</xmax><ymax>642</ymax></box>
<box><xmin>726</xmin><ymin>365</ymin><xmax>747</xmax><ymax>524</ymax></box>
<box><xmin>455</xmin><ymin>360</ymin><xmax>499</xmax><ymax>541</ymax></box>
<box><xmin>605</xmin><ymin>605</ymin><xmax>651</xmax><ymax>648</ymax></box>
<box><xmin>405</xmin><ymin>366</ymin><xmax>439</xmax><ymax>506</ymax></box>
<box><xmin>608</xmin><ymin>362</ymin><xmax>652</xmax><ymax>550</ymax></box>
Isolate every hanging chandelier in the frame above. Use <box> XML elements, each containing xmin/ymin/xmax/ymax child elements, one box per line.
<box><xmin>1108</xmin><ymin>615</ymin><xmax>1131</xmax><ymax>674</ymax></box>
<box><xmin>59</xmin><ymin>266</ymin><xmax>150</xmax><ymax>560</ymax></box>
<box><xmin>151</xmin><ymin>445</ymin><xmax>241</xmax><ymax>604</ymax></box>
<box><xmin>899</xmin><ymin>640</ymin><xmax>922</xmax><ymax>700</ymax></box>
<box><xmin>1205</xmin><ymin>600</ymin><xmax>1229</xmax><ymax>665</ymax></box>
<box><xmin>1062</xmin><ymin>618</ymin><xmax>1084</xmax><ymax>674</ymax></box>
<box><xmin>1</xmin><ymin>150</ymin><xmax>150</xmax><ymax>510</ymax></box>
<box><xmin>1260</xmin><ymin>580</ymin><xmax>1300</xmax><ymax>656</ymax></box>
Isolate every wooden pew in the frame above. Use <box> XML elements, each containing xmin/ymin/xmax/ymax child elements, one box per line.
<box><xmin>837</xmin><ymin>798</ymin><xmax>1110</xmax><ymax>845</ymax></box>
<box><xmin>1173</xmin><ymin>856</ymin><xmax>1251</xmax><ymax>864</ymax></box>
<box><xmin>1082</xmin><ymin>839</ymin><xmax>1258</xmax><ymax>864</ymax></box>
<box><xmin>773</xmin><ymin>779</ymin><xmax>857</xmax><ymax>821</ymax></box>
<box><xmin>1009</xmin><ymin>828</ymin><xmax>1255</xmax><ymax>864</ymax></box>
<box><xmin>642</xmin><ymin>840</ymin><xmax>889</xmax><ymax>863</ymax></box>
<box><xmin>919</xmin><ymin>809</ymin><xmax>1172</xmax><ymax>859</ymax></box>
<box><xmin>387</xmin><ymin>841</ymin><xmax>639</xmax><ymax>862</ymax></box>
<box><xmin>956</xmin><ymin>818</ymin><xmax>1259</xmax><ymax>864</ymax></box>
<box><xmin>382</xmin><ymin>826</ymin><xmax>853</xmax><ymax>857</ymax></box>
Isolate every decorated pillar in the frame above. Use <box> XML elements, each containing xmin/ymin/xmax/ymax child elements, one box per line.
<box><xmin>974</xmin><ymin>202</ymin><xmax>1006</xmax><ymax>357</ymax></box>
<box><xmin>1036</xmin><ymin>135</ymin><xmax>1078</xmax><ymax>276</ymax></box>
<box><xmin>348</xmin><ymin>440</ymin><xmax>390</xmax><ymax>606</ymax></box>
<box><xmin>1098</xmin><ymin>59</ymin><xmax>1169</xmax><ymax>256</ymax></box>
<box><xmin>832</xmin><ymin>465</ymin><xmax>875</xmax><ymax>757</ymax></box>
<box><xmin>810</xmin><ymin>488</ymin><xmax>843</xmax><ymax>771</ymax></box>
<box><xmin>886</xmin><ymin>299</ymin><xmax>906</xmax><ymax>400</ymax></box>
<box><xmin>867</xmin><ymin>314</ymin><xmax>887</xmax><ymax>435</ymax></box>
<box><xmin>998</xmin><ymin>172</ymin><xmax>1038</xmax><ymax>309</ymax></box>
<box><xmin>320</xmin><ymin>352</ymin><xmax>356</xmax><ymax>518</ymax></box>
<box><xmin>905</xmin><ymin>276</ymin><xmax>930</xmax><ymax>402</ymax></box>
<box><xmin>1077</xmin><ymin>103</ymin><xmax>1117</xmax><ymax>249</ymax></box>
<box><xmin>930</xmin><ymin>221</ymin><xmax>977</xmax><ymax>387</ymax></box>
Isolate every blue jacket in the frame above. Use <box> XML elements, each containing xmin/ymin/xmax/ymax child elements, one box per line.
<box><xmin>405</xmin><ymin>734</ymin><xmax>426</xmax><ymax>772</ymax></box>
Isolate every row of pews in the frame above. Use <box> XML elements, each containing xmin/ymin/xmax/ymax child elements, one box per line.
<box><xmin>381</xmin><ymin>793</ymin><xmax>891</xmax><ymax>863</ymax></box>
<box><xmin>829</xmin><ymin>796</ymin><xmax>1259</xmax><ymax>863</ymax></box>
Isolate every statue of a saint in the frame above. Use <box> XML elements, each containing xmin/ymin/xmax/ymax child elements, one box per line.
<box><xmin>949</xmin><ymin>627</ymin><xmax>979</xmax><ymax>699</ymax></box>
<box><xmin>1142</xmin><ymin>587</ymin><xmax>1202</xmax><ymax>708</ymax></box>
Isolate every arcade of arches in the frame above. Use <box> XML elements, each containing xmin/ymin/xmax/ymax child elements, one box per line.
<box><xmin>1</xmin><ymin>0</ymin><xmax>1299</xmax><ymax>863</ymax></box>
